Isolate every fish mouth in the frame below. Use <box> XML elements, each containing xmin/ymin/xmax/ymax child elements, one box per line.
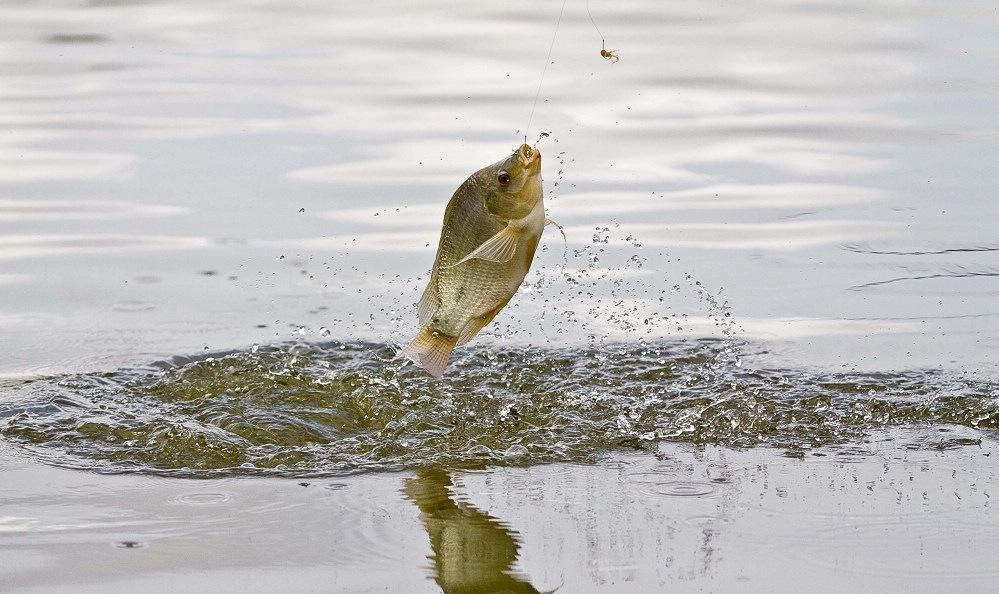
<box><xmin>516</xmin><ymin>143</ymin><xmax>541</xmax><ymax>175</ymax></box>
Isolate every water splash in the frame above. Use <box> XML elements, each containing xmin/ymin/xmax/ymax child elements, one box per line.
<box><xmin>0</xmin><ymin>340</ymin><xmax>995</xmax><ymax>478</ymax></box>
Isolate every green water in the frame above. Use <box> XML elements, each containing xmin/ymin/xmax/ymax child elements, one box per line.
<box><xmin>2</xmin><ymin>340</ymin><xmax>994</xmax><ymax>477</ymax></box>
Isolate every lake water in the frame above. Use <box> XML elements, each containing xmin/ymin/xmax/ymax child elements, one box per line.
<box><xmin>1</xmin><ymin>0</ymin><xmax>997</xmax><ymax>592</ymax></box>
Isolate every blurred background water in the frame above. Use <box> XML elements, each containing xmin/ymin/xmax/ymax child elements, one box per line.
<box><xmin>1</xmin><ymin>0</ymin><xmax>996</xmax><ymax>379</ymax></box>
<box><xmin>1</xmin><ymin>1</ymin><xmax>998</xmax><ymax>592</ymax></box>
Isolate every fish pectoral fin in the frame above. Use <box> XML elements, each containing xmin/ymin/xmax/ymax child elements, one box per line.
<box><xmin>417</xmin><ymin>284</ymin><xmax>439</xmax><ymax>327</ymax></box>
<box><xmin>456</xmin><ymin>299</ymin><xmax>511</xmax><ymax>346</ymax></box>
<box><xmin>446</xmin><ymin>225</ymin><xmax>520</xmax><ymax>268</ymax></box>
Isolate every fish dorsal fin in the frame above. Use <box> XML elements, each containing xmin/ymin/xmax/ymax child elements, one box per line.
<box><xmin>445</xmin><ymin>224</ymin><xmax>520</xmax><ymax>268</ymax></box>
<box><xmin>417</xmin><ymin>284</ymin><xmax>439</xmax><ymax>327</ymax></box>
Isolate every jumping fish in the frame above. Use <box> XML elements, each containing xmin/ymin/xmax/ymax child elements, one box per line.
<box><xmin>401</xmin><ymin>144</ymin><xmax>545</xmax><ymax>378</ymax></box>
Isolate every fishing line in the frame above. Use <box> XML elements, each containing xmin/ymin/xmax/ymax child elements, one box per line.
<box><xmin>546</xmin><ymin>217</ymin><xmax>570</xmax><ymax>268</ymax></box>
<box><xmin>526</xmin><ymin>0</ymin><xmax>568</xmax><ymax>139</ymax></box>
<box><xmin>585</xmin><ymin>0</ymin><xmax>604</xmax><ymax>47</ymax></box>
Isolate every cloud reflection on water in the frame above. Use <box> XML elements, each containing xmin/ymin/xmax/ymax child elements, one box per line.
<box><xmin>0</xmin><ymin>0</ymin><xmax>921</xmax><ymax>188</ymax></box>
<box><xmin>321</xmin><ymin>183</ymin><xmax>888</xmax><ymax>229</ymax></box>
<box><xmin>0</xmin><ymin>235</ymin><xmax>210</xmax><ymax>260</ymax></box>
<box><xmin>0</xmin><ymin>0</ymin><xmax>994</xmax><ymax>375</ymax></box>
<box><xmin>0</xmin><ymin>147</ymin><xmax>135</xmax><ymax>183</ymax></box>
<box><xmin>267</xmin><ymin>219</ymin><xmax>897</xmax><ymax>253</ymax></box>
<box><xmin>0</xmin><ymin>200</ymin><xmax>187</xmax><ymax>221</ymax></box>
<box><xmin>564</xmin><ymin>220</ymin><xmax>899</xmax><ymax>250</ymax></box>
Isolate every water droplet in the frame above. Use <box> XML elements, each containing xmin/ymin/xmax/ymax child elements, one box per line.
<box><xmin>466</xmin><ymin>444</ymin><xmax>492</xmax><ymax>456</ymax></box>
<box><xmin>504</xmin><ymin>444</ymin><xmax>529</xmax><ymax>458</ymax></box>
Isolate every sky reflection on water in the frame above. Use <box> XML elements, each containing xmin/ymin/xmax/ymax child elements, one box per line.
<box><xmin>0</xmin><ymin>0</ymin><xmax>996</xmax><ymax>377</ymax></box>
<box><xmin>1</xmin><ymin>2</ymin><xmax>998</xmax><ymax>592</ymax></box>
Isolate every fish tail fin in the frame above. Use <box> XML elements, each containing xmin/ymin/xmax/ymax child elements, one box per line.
<box><xmin>400</xmin><ymin>326</ymin><xmax>458</xmax><ymax>379</ymax></box>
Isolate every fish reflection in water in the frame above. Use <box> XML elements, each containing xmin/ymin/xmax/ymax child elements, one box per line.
<box><xmin>404</xmin><ymin>469</ymin><xmax>544</xmax><ymax>594</ymax></box>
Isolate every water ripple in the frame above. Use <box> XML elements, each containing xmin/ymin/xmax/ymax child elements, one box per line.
<box><xmin>0</xmin><ymin>340</ymin><xmax>995</xmax><ymax>477</ymax></box>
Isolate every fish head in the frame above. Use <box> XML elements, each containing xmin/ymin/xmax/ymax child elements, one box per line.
<box><xmin>482</xmin><ymin>144</ymin><xmax>543</xmax><ymax>219</ymax></box>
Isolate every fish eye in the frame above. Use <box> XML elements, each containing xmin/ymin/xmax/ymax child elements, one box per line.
<box><xmin>497</xmin><ymin>172</ymin><xmax>511</xmax><ymax>185</ymax></box>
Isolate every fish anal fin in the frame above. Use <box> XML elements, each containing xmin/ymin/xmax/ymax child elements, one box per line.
<box><xmin>400</xmin><ymin>327</ymin><xmax>458</xmax><ymax>378</ymax></box>
<box><xmin>447</xmin><ymin>225</ymin><xmax>520</xmax><ymax>268</ymax></box>
<box><xmin>457</xmin><ymin>299</ymin><xmax>511</xmax><ymax>346</ymax></box>
<box><xmin>417</xmin><ymin>284</ymin><xmax>439</xmax><ymax>327</ymax></box>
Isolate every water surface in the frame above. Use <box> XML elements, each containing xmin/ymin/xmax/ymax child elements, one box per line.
<box><xmin>1</xmin><ymin>0</ymin><xmax>997</xmax><ymax>591</ymax></box>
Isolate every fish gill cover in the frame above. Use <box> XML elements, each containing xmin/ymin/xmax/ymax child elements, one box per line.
<box><xmin>0</xmin><ymin>340</ymin><xmax>995</xmax><ymax>477</ymax></box>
